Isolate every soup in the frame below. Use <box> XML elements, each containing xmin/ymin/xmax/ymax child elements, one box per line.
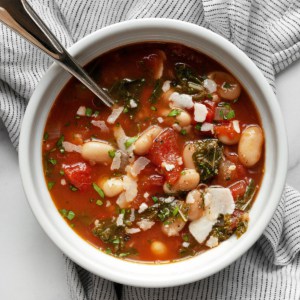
<box><xmin>42</xmin><ymin>43</ymin><xmax>264</xmax><ymax>262</ymax></box>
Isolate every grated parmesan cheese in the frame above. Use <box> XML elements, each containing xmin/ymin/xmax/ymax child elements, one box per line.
<box><xmin>116</xmin><ymin>213</ymin><xmax>124</xmax><ymax>227</ymax></box>
<box><xmin>137</xmin><ymin>219</ymin><xmax>155</xmax><ymax>231</ymax></box>
<box><xmin>76</xmin><ymin>106</ymin><xmax>86</xmax><ymax>116</ymax></box>
<box><xmin>62</xmin><ymin>141</ymin><xmax>82</xmax><ymax>153</ymax></box>
<box><xmin>169</xmin><ymin>92</ymin><xmax>194</xmax><ymax>109</ymax></box>
<box><xmin>162</xmin><ymin>162</ymin><xmax>175</xmax><ymax>171</ymax></box>
<box><xmin>194</xmin><ymin>103</ymin><xmax>208</xmax><ymax>122</ymax></box>
<box><xmin>162</xmin><ymin>80</ymin><xmax>171</xmax><ymax>92</ymax></box>
<box><xmin>107</xmin><ymin>106</ymin><xmax>124</xmax><ymax>124</ymax></box>
<box><xmin>232</xmin><ymin>120</ymin><xmax>240</xmax><ymax>133</ymax></box>
<box><xmin>206</xmin><ymin>235</ymin><xmax>219</xmax><ymax>248</ymax></box>
<box><xmin>138</xmin><ymin>202</ymin><xmax>148</xmax><ymax>213</ymax></box>
<box><xmin>91</xmin><ymin>120</ymin><xmax>109</xmax><ymax>132</ymax></box>
<box><xmin>203</xmin><ymin>79</ymin><xmax>217</xmax><ymax>93</ymax></box>
<box><xmin>125</xmin><ymin>227</ymin><xmax>141</xmax><ymax>234</ymax></box>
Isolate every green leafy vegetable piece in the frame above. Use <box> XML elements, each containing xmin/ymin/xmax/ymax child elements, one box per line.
<box><xmin>48</xmin><ymin>158</ymin><xmax>57</xmax><ymax>165</ymax></box>
<box><xmin>43</xmin><ymin>132</ymin><xmax>49</xmax><ymax>141</ymax></box>
<box><xmin>47</xmin><ymin>181</ymin><xmax>55</xmax><ymax>190</ymax></box>
<box><xmin>125</xmin><ymin>136</ymin><xmax>138</xmax><ymax>149</ymax></box>
<box><xmin>149</xmin><ymin>79</ymin><xmax>163</xmax><ymax>104</ymax></box>
<box><xmin>109</xmin><ymin>78</ymin><xmax>145</xmax><ymax>113</ymax></box>
<box><xmin>168</xmin><ymin>109</ymin><xmax>181</xmax><ymax>117</ymax></box>
<box><xmin>93</xmin><ymin>183</ymin><xmax>105</xmax><ymax>199</ymax></box>
<box><xmin>180</xmin><ymin>129</ymin><xmax>187</xmax><ymax>136</ymax></box>
<box><xmin>174</xmin><ymin>63</ymin><xmax>201</xmax><ymax>84</ymax></box>
<box><xmin>85</xmin><ymin>107</ymin><xmax>93</xmax><ymax>117</ymax></box>
<box><xmin>108</xmin><ymin>149</ymin><xmax>116</xmax><ymax>158</ymax></box>
<box><xmin>67</xmin><ymin>211</ymin><xmax>75</xmax><ymax>221</ymax></box>
<box><xmin>96</xmin><ymin>200</ymin><xmax>103</xmax><ymax>206</ymax></box>
<box><xmin>69</xmin><ymin>185</ymin><xmax>78</xmax><ymax>192</ymax></box>
<box><xmin>150</xmin><ymin>106</ymin><xmax>157</xmax><ymax>111</ymax></box>
<box><xmin>56</xmin><ymin>135</ymin><xmax>64</xmax><ymax>148</ymax></box>
<box><xmin>59</xmin><ymin>209</ymin><xmax>75</xmax><ymax>221</ymax></box>
<box><xmin>235</xmin><ymin>179</ymin><xmax>257</xmax><ymax>211</ymax></box>
<box><xmin>223</xmin><ymin>82</ymin><xmax>232</xmax><ymax>89</ymax></box>
<box><xmin>192</xmin><ymin>139</ymin><xmax>223</xmax><ymax>182</ymax></box>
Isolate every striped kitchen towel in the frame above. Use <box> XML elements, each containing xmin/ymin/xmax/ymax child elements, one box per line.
<box><xmin>1</xmin><ymin>0</ymin><xmax>300</xmax><ymax>299</ymax></box>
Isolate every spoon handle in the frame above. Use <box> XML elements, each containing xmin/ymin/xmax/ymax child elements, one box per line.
<box><xmin>0</xmin><ymin>0</ymin><xmax>114</xmax><ymax>107</ymax></box>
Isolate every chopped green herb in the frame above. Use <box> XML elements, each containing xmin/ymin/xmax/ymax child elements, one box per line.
<box><xmin>59</xmin><ymin>170</ymin><xmax>65</xmax><ymax>176</ymax></box>
<box><xmin>181</xmin><ymin>170</ymin><xmax>187</xmax><ymax>175</ymax></box>
<box><xmin>152</xmin><ymin>196</ymin><xmax>158</xmax><ymax>203</ymax></box>
<box><xmin>223</xmin><ymin>82</ymin><xmax>232</xmax><ymax>89</ymax></box>
<box><xmin>125</xmin><ymin>136</ymin><xmax>138</xmax><ymax>149</ymax></box>
<box><xmin>150</xmin><ymin>106</ymin><xmax>157</xmax><ymax>111</ymax></box>
<box><xmin>43</xmin><ymin>132</ymin><xmax>49</xmax><ymax>141</ymax></box>
<box><xmin>172</xmin><ymin>206</ymin><xmax>179</xmax><ymax>216</ymax></box>
<box><xmin>195</xmin><ymin>123</ymin><xmax>202</xmax><ymax>131</ymax></box>
<box><xmin>233</xmin><ymin>98</ymin><xmax>239</xmax><ymax>103</ymax></box>
<box><xmin>47</xmin><ymin>181</ymin><xmax>55</xmax><ymax>190</ymax></box>
<box><xmin>69</xmin><ymin>185</ymin><xmax>78</xmax><ymax>192</ymax></box>
<box><xmin>48</xmin><ymin>158</ymin><xmax>57</xmax><ymax>165</ymax></box>
<box><xmin>93</xmin><ymin>182</ymin><xmax>105</xmax><ymax>199</ymax></box>
<box><xmin>206</xmin><ymin>94</ymin><xmax>213</xmax><ymax>99</ymax></box>
<box><xmin>105</xmin><ymin>248</ymin><xmax>112</xmax><ymax>254</ymax></box>
<box><xmin>85</xmin><ymin>107</ymin><xmax>93</xmax><ymax>117</ymax></box>
<box><xmin>108</xmin><ymin>149</ymin><xmax>116</xmax><ymax>158</ymax></box>
<box><xmin>96</xmin><ymin>200</ymin><xmax>103</xmax><ymax>206</ymax></box>
<box><xmin>182</xmin><ymin>234</ymin><xmax>189</xmax><ymax>242</ymax></box>
<box><xmin>70</xmin><ymin>224</ymin><xmax>75</xmax><ymax>228</ymax></box>
<box><xmin>225</xmin><ymin>110</ymin><xmax>235</xmax><ymax>120</ymax></box>
<box><xmin>180</xmin><ymin>129</ymin><xmax>187</xmax><ymax>136</ymax></box>
<box><xmin>93</xmin><ymin>110</ymin><xmax>100</xmax><ymax>117</ymax></box>
<box><xmin>59</xmin><ymin>209</ymin><xmax>75</xmax><ymax>221</ymax></box>
<box><xmin>112</xmin><ymin>238</ymin><xmax>120</xmax><ymax>244</ymax></box>
<box><xmin>149</xmin><ymin>79</ymin><xmax>163</xmax><ymax>104</ymax></box>
<box><xmin>59</xmin><ymin>208</ymin><xmax>67</xmax><ymax>217</ymax></box>
<box><xmin>119</xmin><ymin>252</ymin><xmax>131</xmax><ymax>258</ymax></box>
<box><xmin>56</xmin><ymin>135</ymin><xmax>64</xmax><ymax>148</ymax></box>
<box><xmin>67</xmin><ymin>211</ymin><xmax>75</xmax><ymax>221</ymax></box>
<box><xmin>123</xmin><ymin>107</ymin><xmax>129</xmax><ymax>113</ymax></box>
<box><xmin>168</xmin><ymin>109</ymin><xmax>181</xmax><ymax>117</ymax></box>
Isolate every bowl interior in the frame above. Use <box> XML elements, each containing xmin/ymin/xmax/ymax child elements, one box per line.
<box><xmin>19</xmin><ymin>19</ymin><xmax>287</xmax><ymax>287</ymax></box>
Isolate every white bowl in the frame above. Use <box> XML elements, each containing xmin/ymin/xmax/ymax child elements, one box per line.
<box><xmin>19</xmin><ymin>18</ymin><xmax>287</xmax><ymax>287</ymax></box>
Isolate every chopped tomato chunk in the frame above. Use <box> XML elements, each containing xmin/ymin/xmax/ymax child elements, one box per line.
<box><xmin>203</xmin><ymin>100</ymin><xmax>216</xmax><ymax>123</ymax></box>
<box><xmin>214</xmin><ymin>122</ymin><xmax>240</xmax><ymax>141</ymax></box>
<box><xmin>63</xmin><ymin>162</ymin><xmax>92</xmax><ymax>191</ymax></box>
<box><xmin>148</xmin><ymin>128</ymin><xmax>182</xmax><ymax>184</ymax></box>
<box><xmin>229</xmin><ymin>180</ymin><xmax>247</xmax><ymax>200</ymax></box>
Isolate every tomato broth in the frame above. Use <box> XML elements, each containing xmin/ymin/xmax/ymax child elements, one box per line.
<box><xmin>43</xmin><ymin>43</ymin><xmax>264</xmax><ymax>262</ymax></box>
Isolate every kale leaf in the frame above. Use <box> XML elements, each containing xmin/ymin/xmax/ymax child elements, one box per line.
<box><xmin>192</xmin><ymin>139</ymin><xmax>223</xmax><ymax>182</ymax></box>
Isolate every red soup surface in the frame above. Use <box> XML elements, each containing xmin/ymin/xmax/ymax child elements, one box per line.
<box><xmin>42</xmin><ymin>43</ymin><xmax>264</xmax><ymax>262</ymax></box>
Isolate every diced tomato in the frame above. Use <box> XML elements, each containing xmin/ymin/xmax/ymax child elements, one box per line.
<box><xmin>214</xmin><ymin>122</ymin><xmax>239</xmax><ymax>140</ymax></box>
<box><xmin>148</xmin><ymin>128</ymin><xmax>182</xmax><ymax>184</ymax></box>
<box><xmin>203</xmin><ymin>100</ymin><xmax>216</xmax><ymax>123</ymax></box>
<box><xmin>229</xmin><ymin>180</ymin><xmax>247</xmax><ymax>200</ymax></box>
<box><xmin>63</xmin><ymin>162</ymin><xmax>92</xmax><ymax>191</ymax></box>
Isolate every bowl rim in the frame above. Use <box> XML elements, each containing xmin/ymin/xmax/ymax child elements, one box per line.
<box><xmin>19</xmin><ymin>18</ymin><xmax>288</xmax><ymax>287</ymax></box>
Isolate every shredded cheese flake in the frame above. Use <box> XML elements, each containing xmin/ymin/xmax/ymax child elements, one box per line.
<box><xmin>107</xmin><ymin>106</ymin><xmax>124</xmax><ymax>124</ymax></box>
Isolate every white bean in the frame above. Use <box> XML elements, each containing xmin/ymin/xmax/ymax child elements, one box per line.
<box><xmin>163</xmin><ymin>169</ymin><xmax>200</xmax><ymax>193</ymax></box>
<box><xmin>163</xmin><ymin>108</ymin><xmax>192</xmax><ymax>127</ymax></box>
<box><xmin>81</xmin><ymin>141</ymin><xmax>115</xmax><ymax>164</ymax></box>
<box><xmin>238</xmin><ymin>125</ymin><xmax>264</xmax><ymax>167</ymax></box>
<box><xmin>175</xmin><ymin>110</ymin><xmax>192</xmax><ymax>127</ymax></box>
<box><xmin>150</xmin><ymin>241</ymin><xmax>168</xmax><ymax>257</ymax></box>
<box><xmin>133</xmin><ymin>125</ymin><xmax>162</xmax><ymax>155</ymax></box>
<box><xmin>183</xmin><ymin>143</ymin><xmax>196</xmax><ymax>169</ymax></box>
<box><xmin>186</xmin><ymin>189</ymin><xmax>204</xmax><ymax>221</ymax></box>
<box><xmin>100</xmin><ymin>177</ymin><xmax>124</xmax><ymax>198</ymax></box>
<box><xmin>161</xmin><ymin>218</ymin><xmax>186</xmax><ymax>236</ymax></box>
<box><xmin>208</xmin><ymin>71</ymin><xmax>241</xmax><ymax>101</ymax></box>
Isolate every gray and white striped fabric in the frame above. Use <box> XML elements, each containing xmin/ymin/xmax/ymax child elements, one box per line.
<box><xmin>1</xmin><ymin>0</ymin><xmax>300</xmax><ymax>299</ymax></box>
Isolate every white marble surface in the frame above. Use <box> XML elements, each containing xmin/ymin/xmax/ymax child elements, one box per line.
<box><xmin>0</xmin><ymin>59</ymin><xmax>300</xmax><ymax>299</ymax></box>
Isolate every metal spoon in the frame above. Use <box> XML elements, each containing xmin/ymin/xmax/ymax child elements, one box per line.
<box><xmin>0</xmin><ymin>0</ymin><xmax>114</xmax><ymax>108</ymax></box>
